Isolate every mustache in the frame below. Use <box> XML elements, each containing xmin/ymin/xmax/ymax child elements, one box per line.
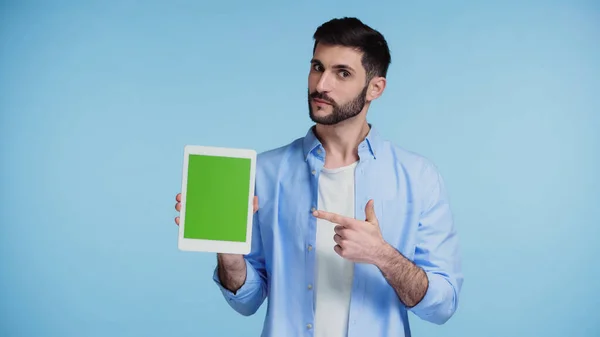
<box><xmin>309</xmin><ymin>91</ymin><xmax>335</xmax><ymax>105</ymax></box>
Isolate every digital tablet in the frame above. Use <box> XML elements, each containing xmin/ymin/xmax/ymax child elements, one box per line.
<box><xmin>178</xmin><ymin>145</ymin><xmax>256</xmax><ymax>254</ymax></box>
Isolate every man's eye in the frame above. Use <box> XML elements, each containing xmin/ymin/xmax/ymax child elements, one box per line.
<box><xmin>313</xmin><ymin>64</ymin><xmax>323</xmax><ymax>71</ymax></box>
<box><xmin>340</xmin><ymin>70</ymin><xmax>350</xmax><ymax>78</ymax></box>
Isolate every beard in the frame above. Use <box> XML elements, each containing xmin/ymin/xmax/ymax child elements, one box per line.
<box><xmin>308</xmin><ymin>85</ymin><xmax>369</xmax><ymax>125</ymax></box>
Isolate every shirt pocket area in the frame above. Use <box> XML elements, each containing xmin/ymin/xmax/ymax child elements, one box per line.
<box><xmin>375</xmin><ymin>199</ymin><xmax>419</xmax><ymax>261</ymax></box>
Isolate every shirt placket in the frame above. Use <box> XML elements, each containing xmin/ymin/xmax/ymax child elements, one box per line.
<box><xmin>304</xmin><ymin>147</ymin><xmax>324</xmax><ymax>336</ymax></box>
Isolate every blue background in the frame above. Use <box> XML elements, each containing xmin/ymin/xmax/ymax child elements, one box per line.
<box><xmin>1</xmin><ymin>1</ymin><xmax>599</xmax><ymax>336</ymax></box>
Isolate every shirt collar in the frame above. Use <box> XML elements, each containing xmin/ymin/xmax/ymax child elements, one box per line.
<box><xmin>302</xmin><ymin>123</ymin><xmax>381</xmax><ymax>161</ymax></box>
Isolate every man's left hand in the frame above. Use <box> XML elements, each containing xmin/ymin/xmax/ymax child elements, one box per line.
<box><xmin>312</xmin><ymin>199</ymin><xmax>387</xmax><ymax>264</ymax></box>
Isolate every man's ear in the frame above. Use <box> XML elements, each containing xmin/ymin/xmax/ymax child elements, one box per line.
<box><xmin>367</xmin><ymin>77</ymin><xmax>386</xmax><ymax>101</ymax></box>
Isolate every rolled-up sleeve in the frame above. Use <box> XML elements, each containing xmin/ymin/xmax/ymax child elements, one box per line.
<box><xmin>409</xmin><ymin>161</ymin><xmax>463</xmax><ymax>325</ymax></box>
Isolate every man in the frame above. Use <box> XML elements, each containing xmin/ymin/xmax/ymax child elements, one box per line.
<box><xmin>174</xmin><ymin>17</ymin><xmax>462</xmax><ymax>337</ymax></box>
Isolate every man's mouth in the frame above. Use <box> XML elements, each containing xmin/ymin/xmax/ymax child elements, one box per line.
<box><xmin>313</xmin><ymin>98</ymin><xmax>332</xmax><ymax>105</ymax></box>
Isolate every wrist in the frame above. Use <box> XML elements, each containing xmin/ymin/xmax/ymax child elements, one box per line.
<box><xmin>218</xmin><ymin>253</ymin><xmax>245</xmax><ymax>269</ymax></box>
<box><xmin>371</xmin><ymin>241</ymin><xmax>396</xmax><ymax>268</ymax></box>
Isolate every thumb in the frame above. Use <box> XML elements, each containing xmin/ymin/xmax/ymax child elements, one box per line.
<box><xmin>365</xmin><ymin>199</ymin><xmax>377</xmax><ymax>224</ymax></box>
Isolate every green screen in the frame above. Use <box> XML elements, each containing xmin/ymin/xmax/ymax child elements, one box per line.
<box><xmin>183</xmin><ymin>154</ymin><xmax>251</xmax><ymax>242</ymax></box>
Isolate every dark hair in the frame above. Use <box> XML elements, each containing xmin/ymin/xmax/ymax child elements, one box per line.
<box><xmin>312</xmin><ymin>17</ymin><xmax>391</xmax><ymax>80</ymax></box>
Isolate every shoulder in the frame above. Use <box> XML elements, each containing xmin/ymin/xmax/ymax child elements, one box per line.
<box><xmin>376</xmin><ymin>136</ymin><xmax>447</xmax><ymax>208</ymax></box>
<box><xmin>376</xmin><ymin>138</ymin><xmax>449</xmax><ymax>212</ymax></box>
<box><xmin>379</xmin><ymin>138</ymin><xmax>441</xmax><ymax>180</ymax></box>
<box><xmin>254</xmin><ymin>137</ymin><xmax>304</xmax><ymax>178</ymax></box>
<box><xmin>257</xmin><ymin>137</ymin><xmax>302</xmax><ymax>162</ymax></box>
<box><xmin>257</xmin><ymin>136</ymin><xmax>303</xmax><ymax>164</ymax></box>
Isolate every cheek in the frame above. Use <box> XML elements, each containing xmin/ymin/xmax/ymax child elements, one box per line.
<box><xmin>308</xmin><ymin>74</ymin><xmax>319</xmax><ymax>91</ymax></box>
<box><xmin>344</xmin><ymin>85</ymin><xmax>366</xmax><ymax>100</ymax></box>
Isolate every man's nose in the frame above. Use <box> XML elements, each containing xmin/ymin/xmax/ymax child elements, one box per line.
<box><xmin>315</xmin><ymin>72</ymin><xmax>333</xmax><ymax>93</ymax></box>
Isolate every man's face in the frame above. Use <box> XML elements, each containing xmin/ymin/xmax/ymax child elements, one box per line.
<box><xmin>307</xmin><ymin>43</ymin><xmax>370</xmax><ymax>125</ymax></box>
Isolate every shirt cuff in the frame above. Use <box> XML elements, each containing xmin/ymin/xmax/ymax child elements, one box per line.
<box><xmin>409</xmin><ymin>272</ymin><xmax>447</xmax><ymax>316</ymax></box>
<box><xmin>212</xmin><ymin>258</ymin><xmax>262</xmax><ymax>300</ymax></box>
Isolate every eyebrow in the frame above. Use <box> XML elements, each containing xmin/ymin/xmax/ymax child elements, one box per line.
<box><xmin>310</xmin><ymin>58</ymin><xmax>356</xmax><ymax>73</ymax></box>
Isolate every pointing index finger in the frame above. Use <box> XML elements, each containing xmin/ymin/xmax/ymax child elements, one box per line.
<box><xmin>313</xmin><ymin>210</ymin><xmax>352</xmax><ymax>227</ymax></box>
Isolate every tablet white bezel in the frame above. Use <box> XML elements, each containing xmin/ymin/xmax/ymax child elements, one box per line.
<box><xmin>178</xmin><ymin>145</ymin><xmax>256</xmax><ymax>254</ymax></box>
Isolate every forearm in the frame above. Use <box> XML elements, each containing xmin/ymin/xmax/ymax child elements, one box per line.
<box><xmin>213</xmin><ymin>253</ymin><xmax>268</xmax><ymax>316</ymax></box>
<box><xmin>213</xmin><ymin>209</ymin><xmax>269</xmax><ymax>316</ymax></box>
<box><xmin>374</xmin><ymin>243</ymin><xmax>428</xmax><ymax>308</ymax></box>
<box><xmin>217</xmin><ymin>253</ymin><xmax>247</xmax><ymax>294</ymax></box>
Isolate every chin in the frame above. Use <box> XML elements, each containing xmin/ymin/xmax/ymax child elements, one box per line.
<box><xmin>312</xmin><ymin>103</ymin><xmax>332</xmax><ymax>113</ymax></box>
<box><xmin>310</xmin><ymin>110</ymin><xmax>331</xmax><ymax>121</ymax></box>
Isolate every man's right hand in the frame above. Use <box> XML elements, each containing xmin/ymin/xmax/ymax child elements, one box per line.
<box><xmin>174</xmin><ymin>192</ymin><xmax>259</xmax><ymax>292</ymax></box>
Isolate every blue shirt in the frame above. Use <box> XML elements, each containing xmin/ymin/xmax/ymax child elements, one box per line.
<box><xmin>212</xmin><ymin>125</ymin><xmax>463</xmax><ymax>337</ymax></box>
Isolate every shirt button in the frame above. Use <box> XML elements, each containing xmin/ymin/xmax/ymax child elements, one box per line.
<box><xmin>311</xmin><ymin>207</ymin><xmax>316</xmax><ymax>212</ymax></box>
<box><xmin>307</xmin><ymin>245</ymin><xmax>313</xmax><ymax>251</ymax></box>
<box><xmin>317</xmin><ymin>149</ymin><xmax>322</xmax><ymax>155</ymax></box>
<box><xmin>307</xmin><ymin>284</ymin><xmax>313</xmax><ymax>290</ymax></box>
<box><xmin>307</xmin><ymin>323</ymin><xmax>313</xmax><ymax>329</ymax></box>
<box><xmin>311</xmin><ymin>170</ymin><xmax>316</xmax><ymax>175</ymax></box>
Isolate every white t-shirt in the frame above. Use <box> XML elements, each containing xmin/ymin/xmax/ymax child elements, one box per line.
<box><xmin>314</xmin><ymin>161</ymin><xmax>357</xmax><ymax>337</ymax></box>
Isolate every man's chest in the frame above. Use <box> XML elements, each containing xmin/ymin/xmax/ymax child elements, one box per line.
<box><xmin>257</xmin><ymin>162</ymin><xmax>421</xmax><ymax>262</ymax></box>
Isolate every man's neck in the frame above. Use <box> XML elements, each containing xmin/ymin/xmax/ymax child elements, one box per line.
<box><xmin>314</xmin><ymin>117</ymin><xmax>370</xmax><ymax>169</ymax></box>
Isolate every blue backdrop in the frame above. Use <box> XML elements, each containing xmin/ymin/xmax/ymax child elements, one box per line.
<box><xmin>1</xmin><ymin>1</ymin><xmax>599</xmax><ymax>336</ymax></box>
